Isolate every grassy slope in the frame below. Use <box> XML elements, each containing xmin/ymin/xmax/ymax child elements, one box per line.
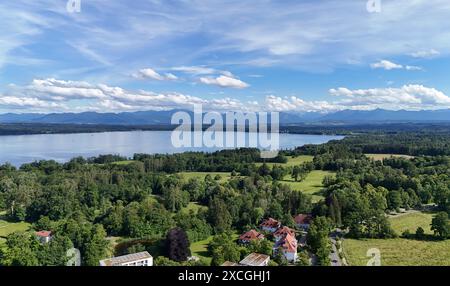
<box><xmin>280</xmin><ymin>170</ymin><xmax>335</xmax><ymax>202</ymax></box>
<box><xmin>190</xmin><ymin>233</ymin><xmax>239</xmax><ymax>265</ymax></box>
<box><xmin>365</xmin><ymin>154</ymin><xmax>414</xmax><ymax>161</ymax></box>
<box><xmin>178</xmin><ymin>172</ymin><xmax>232</xmax><ymax>183</ymax></box>
<box><xmin>389</xmin><ymin>212</ymin><xmax>434</xmax><ymax>235</ymax></box>
<box><xmin>256</xmin><ymin>155</ymin><xmax>314</xmax><ymax>168</ymax></box>
<box><xmin>343</xmin><ymin>212</ymin><xmax>450</xmax><ymax>266</ymax></box>
<box><xmin>342</xmin><ymin>238</ymin><xmax>450</xmax><ymax>266</ymax></box>
<box><xmin>0</xmin><ymin>211</ymin><xmax>31</xmax><ymax>244</ymax></box>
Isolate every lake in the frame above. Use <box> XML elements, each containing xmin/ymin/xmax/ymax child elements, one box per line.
<box><xmin>0</xmin><ymin>131</ymin><xmax>344</xmax><ymax>167</ymax></box>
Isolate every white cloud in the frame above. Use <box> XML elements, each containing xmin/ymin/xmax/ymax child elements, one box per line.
<box><xmin>409</xmin><ymin>49</ymin><xmax>440</xmax><ymax>59</ymax></box>
<box><xmin>134</xmin><ymin>68</ymin><xmax>178</xmax><ymax>81</ymax></box>
<box><xmin>199</xmin><ymin>75</ymin><xmax>249</xmax><ymax>89</ymax></box>
<box><xmin>171</xmin><ymin>66</ymin><xmax>217</xmax><ymax>75</ymax></box>
<box><xmin>329</xmin><ymin>85</ymin><xmax>450</xmax><ymax>110</ymax></box>
<box><xmin>371</xmin><ymin>60</ymin><xmax>403</xmax><ymax>70</ymax></box>
<box><xmin>0</xmin><ymin>94</ymin><xmax>65</xmax><ymax>111</ymax></box>
<box><xmin>6</xmin><ymin>78</ymin><xmax>450</xmax><ymax>113</ymax></box>
<box><xmin>370</xmin><ymin>60</ymin><xmax>422</xmax><ymax>71</ymax></box>
<box><xmin>405</xmin><ymin>65</ymin><xmax>423</xmax><ymax>71</ymax></box>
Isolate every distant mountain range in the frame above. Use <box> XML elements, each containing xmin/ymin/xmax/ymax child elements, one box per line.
<box><xmin>1</xmin><ymin>109</ymin><xmax>450</xmax><ymax>125</ymax></box>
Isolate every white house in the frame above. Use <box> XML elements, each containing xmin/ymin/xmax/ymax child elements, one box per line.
<box><xmin>99</xmin><ymin>251</ymin><xmax>153</xmax><ymax>266</ymax></box>
<box><xmin>273</xmin><ymin>233</ymin><xmax>298</xmax><ymax>263</ymax></box>
<box><xmin>35</xmin><ymin>231</ymin><xmax>52</xmax><ymax>244</ymax></box>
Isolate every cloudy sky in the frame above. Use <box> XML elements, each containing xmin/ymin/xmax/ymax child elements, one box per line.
<box><xmin>1</xmin><ymin>0</ymin><xmax>450</xmax><ymax>113</ymax></box>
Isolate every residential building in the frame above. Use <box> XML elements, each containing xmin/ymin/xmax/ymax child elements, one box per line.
<box><xmin>273</xmin><ymin>226</ymin><xmax>295</xmax><ymax>242</ymax></box>
<box><xmin>239</xmin><ymin>253</ymin><xmax>270</xmax><ymax>266</ymax></box>
<box><xmin>35</xmin><ymin>231</ymin><xmax>52</xmax><ymax>243</ymax></box>
<box><xmin>260</xmin><ymin>218</ymin><xmax>281</xmax><ymax>233</ymax></box>
<box><xmin>273</xmin><ymin>234</ymin><xmax>298</xmax><ymax>262</ymax></box>
<box><xmin>99</xmin><ymin>251</ymin><xmax>153</xmax><ymax>266</ymax></box>
<box><xmin>294</xmin><ymin>214</ymin><xmax>313</xmax><ymax>231</ymax></box>
<box><xmin>239</xmin><ymin>229</ymin><xmax>265</xmax><ymax>244</ymax></box>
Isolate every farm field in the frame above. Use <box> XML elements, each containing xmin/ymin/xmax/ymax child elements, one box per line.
<box><xmin>342</xmin><ymin>238</ymin><xmax>450</xmax><ymax>266</ymax></box>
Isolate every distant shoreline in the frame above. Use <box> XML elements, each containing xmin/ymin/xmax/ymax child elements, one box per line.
<box><xmin>2</xmin><ymin>122</ymin><xmax>450</xmax><ymax>137</ymax></box>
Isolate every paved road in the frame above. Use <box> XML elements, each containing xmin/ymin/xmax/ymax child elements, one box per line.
<box><xmin>329</xmin><ymin>230</ymin><xmax>344</xmax><ymax>266</ymax></box>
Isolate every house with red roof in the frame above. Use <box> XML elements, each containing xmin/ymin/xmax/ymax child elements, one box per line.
<box><xmin>36</xmin><ymin>230</ymin><xmax>52</xmax><ymax>243</ymax></box>
<box><xmin>273</xmin><ymin>226</ymin><xmax>296</xmax><ymax>242</ymax></box>
<box><xmin>239</xmin><ymin>229</ymin><xmax>265</xmax><ymax>244</ymax></box>
<box><xmin>294</xmin><ymin>214</ymin><xmax>313</xmax><ymax>231</ymax></box>
<box><xmin>273</xmin><ymin>233</ymin><xmax>298</xmax><ymax>262</ymax></box>
<box><xmin>260</xmin><ymin>218</ymin><xmax>281</xmax><ymax>233</ymax></box>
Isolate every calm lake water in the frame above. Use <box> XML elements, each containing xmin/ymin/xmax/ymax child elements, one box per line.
<box><xmin>0</xmin><ymin>131</ymin><xmax>344</xmax><ymax>167</ymax></box>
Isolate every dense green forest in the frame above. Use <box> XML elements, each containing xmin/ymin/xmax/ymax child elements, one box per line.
<box><xmin>0</xmin><ymin>132</ymin><xmax>449</xmax><ymax>266</ymax></box>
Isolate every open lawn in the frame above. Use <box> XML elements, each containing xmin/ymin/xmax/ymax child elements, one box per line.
<box><xmin>190</xmin><ymin>233</ymin><xmax>239</xmax><ymax>265</ymax></box>
<box><xmin>365</xmin><ymin>154</ymin><xmax>414</xmax><ymax>161</ymax></box>
<box><xmin>343</xmin><ymin>238</ymin><xmax>450</xmax><ymax>266</ymax></box>
<box><xmin>256</xmin><ymin>155</ymin><xmax>314</xmax><ymax>168</ymax></box>
<box><xmin>178</xmin><ymin>172</ymin><xmax>232</xmax><ymax>183</ymax></box>
<box><xmin>389</xmin><ymin>211</ymin><xmax>434</xmax><ymax>235</ymax></box>
<box><xmin>180</xmin><ymin>202</ymin><xmax>208</xmax><ymax>215</ymax></box>
<box><xmin>190</xmin><ymin>236</ymin><xmax>214</xmax><ymax>265</ymax></box>
<box><xmin>0</xmin><ymin>212</ymin><xmax>31</xmax><ymax>244</ymax></box>
<box><xmin>280</xmin><ymin>170</ymin><xmax>335</xmax><ymax>202</ymax></box>
<box><xmin>111</xmin><ymin>160</ymin><xmax>135</xmax><ymax>165</ymax></box>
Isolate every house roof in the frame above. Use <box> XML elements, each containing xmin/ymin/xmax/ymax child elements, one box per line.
<box><xmin>275</xmin><ymin>233</ymin><xmax>298</xmax><ymax>253</ymax></box>
<box><xmin>260</xmin><ymin>218</ymin><xmax>280</xmax><ymax>228</ymax></box>
<box><xmin>239</xmin><ymin>229</ymin><xmax>264</xmax><ymax>241</ymax></box>
<box><xmin>273</xmin><ymin>226</ymin><xmax>295</xmax><ymax>238</ymax></box>
<box><xmin>294</xmin><ymin>214</ymin><xmax>313</xmax><ymax>225</ymax></box>
<box><xmin>239</xmin><ymin>253</ymin><xmax>270</xmax><ymax>266</ymax></box>
<box><xmin>99</xmin><ymin>251</ymin><xmax>153</xmax><ymax>266</ymax></box>
<box><xmin>221</xmin><ymin>261</ymin><xmax>240</xmax><ymax>266</ymax></box>
<box><xmin>36</xmin><ymin>231</ymin><xmax>52</xmax><ymax>237</ymax></box>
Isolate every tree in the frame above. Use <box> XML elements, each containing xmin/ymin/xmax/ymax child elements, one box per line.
<box><xmin>166</xmin><ymin>228</ymin><xmax>191</xmax><ymax>262</ymax></box>
<box><xmin>209</xmin><ymin>232</ymin><xmax>241</xmax><ymax>266</ymax></box>
<box><xmin>162</xmin><ymin>187</ymin><xmax>189</xmax><ymax>212</ymax></box>
<box><xmin>208</xmin><ymin>197</ymin><xmax>232</xmax><ymax>233</ymax></box>
<box><xmin>415</xmin><ymin>227</ymin><xmax>425</xmax><ymax>240</ymax></box>
<box><xmin>431</xmin><ymin>212</ymin><xmax>449</xmax><ymax>239</ymax></box>
<box><xmin>82</xmin><ymin>224</ymin><xmax>109</xmax><ymax>266</ymax></box>
<box><xmin>0</xmin><ymin>232</ymin><xmax>39</xmax><ymax>266</ymax></box>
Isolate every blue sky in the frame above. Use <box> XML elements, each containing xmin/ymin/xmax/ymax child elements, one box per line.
<box><xmin>1</xmin><ymin>0</ymin><xmax>450</xmax><ymax>113</ymax></box>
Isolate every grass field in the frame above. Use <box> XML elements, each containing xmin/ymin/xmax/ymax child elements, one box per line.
<box><xmin>365</xmin><ymin>154</ymin><xmax>414</xmax><ymax>161</ymax></box>
<box><xmin>178</xmin><ymin>172</ymin><xmax>232</xmax><ymax>183</ymax></box>
<box><xmin>342</xmin><ymin>238</ymin><xmax>450</xmax><ymax>266</ymax></box>
<box><xmin>111</xmin><ymin>160</ymin><xmax>135</xmax><ymax>165</ymax></box>
<box><xmin>280</xmin><ymin>170</ymin><xmax>335</xmax><ymax>202</ymax></box>
<box><xmin>256</xmin><ymin>155</ymin><xmax>314</xmax><ymax>168</ymax></box>
<box><xmin>389</xmin><ymin>211</ymin><xmax>434</xmax><ymax>235</ymax></box>
<box><xmin>0</xmin><ymin>211</ymin><xmax>31</xmax><ymax>244</ymax></box>
<box><xmin>190</xmin><ymin>233</ymin><xmax>239</xmax><ymax>265</ymax></box>
<box><xmin>180</xmin><ymin>202</ymin><xmax>208</xmax><ymax>215</ymax></box>
<box><xmin>190</xmin><ymin>236</ymin><xmax>214</xmax><ymax>265</ymax></box>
